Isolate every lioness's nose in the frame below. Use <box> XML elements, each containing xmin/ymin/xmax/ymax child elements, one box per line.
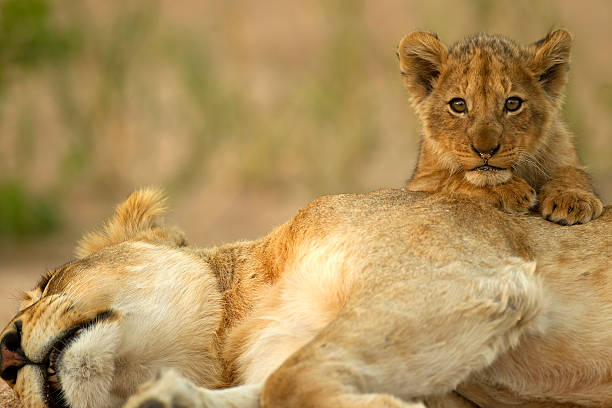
<box><xmin>0</xmin><ymin>321</ymin><xmax>27</xmax><ymax>385</ymax></box>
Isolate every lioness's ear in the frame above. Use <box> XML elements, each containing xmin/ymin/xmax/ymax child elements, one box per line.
<box><xmin>397</xmin><ymin>31</ymin><xmax>447</xmax><ymax>103</ymax></box>
<box><xmin>530</xmin><ymin>29</ymin><xmax>572</xmax><ymax>103</ymax></box>
<box><xmin>75</xmin><ymin>188</ymin><xmax>186</xmax><ymax>258</ymax></box>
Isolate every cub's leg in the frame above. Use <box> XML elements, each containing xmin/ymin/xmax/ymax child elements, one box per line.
<box><xmin>261</xmin><ymin>260</ymin><xmax>541</xmax><ymax>407</ymax></box>
<box><xmin>538</xmin><ymin>166</ymin><xmax>603</xmax><ymax>225</ymax></box>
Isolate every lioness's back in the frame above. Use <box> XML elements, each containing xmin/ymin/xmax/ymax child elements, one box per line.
<box><xmin>293</xmin><ymin>189</ymin><xmax>534</xmax><ymax>271</ymax></box>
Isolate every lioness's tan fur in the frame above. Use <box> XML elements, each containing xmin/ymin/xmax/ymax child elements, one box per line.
<box><xmin>397</xmin><ymin>30</ymin><xmax>603</xmax><ymax>225</ymax></box>
<box><xmin>1</xmin><ymin>188</ymin><xmax>611</xmax><ymax>408</ymax></box>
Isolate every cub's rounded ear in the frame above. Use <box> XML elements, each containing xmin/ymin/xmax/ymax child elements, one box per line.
<box><xmin>397</xmin><ymin>31</ymin><xmax>447</xmax><ymax>103</ymax></box>
<box><xmin>530</xmin><ymin>29</ymin><xmax>572</xmax><ymax>103</ymax></box>
<box><xmin>75</xmin><ymin>188</ymin><xmax>187</xmax><ymax>258</ymax></box>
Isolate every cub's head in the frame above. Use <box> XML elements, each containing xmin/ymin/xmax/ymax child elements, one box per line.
<box><xmin>398</xmin><ymin>30</ymin><xmax>572</xmax><ymax>186</ymax></box>
<box><xmin>0</xmin><ymin>189</ymin><xmax>222</xmax><ymax>408</ymax></box>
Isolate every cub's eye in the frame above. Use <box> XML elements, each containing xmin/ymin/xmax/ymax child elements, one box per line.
<box><xmin>505</xmin><ymin>97</ymin><xmax>523</xmax><ymax>112</ymax></box>
<box><xmin>449</xmin><ymin>98</ymin><xmax>467</xmax><ymax>114</ymax></box>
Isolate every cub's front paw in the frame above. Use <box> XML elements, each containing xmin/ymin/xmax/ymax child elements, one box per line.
<box><xmin>489</xmin><ymin>177</ymin><xmax>537</xmax><ymax>214</ymax></box>
<box><xmin>539</xmin><ymin>189</ymin><xmax>603</xmax><ymax>225</ymax></box>
<box><xmin>123</xmin><ymin>370</ymin><xmax>202</xmax><ymax>408</ymax></box>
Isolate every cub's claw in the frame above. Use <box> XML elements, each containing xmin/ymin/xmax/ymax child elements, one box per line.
<box><xmin>539</xmin><ymin>189</ymin><xmax>603</xmax><ymax>225</ymax></box>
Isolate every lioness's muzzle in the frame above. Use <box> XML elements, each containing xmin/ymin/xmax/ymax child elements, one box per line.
<box><xmin>1</xmin><ymin>321</ymin><xmax>30</xmax><ymax>386</ymax></box>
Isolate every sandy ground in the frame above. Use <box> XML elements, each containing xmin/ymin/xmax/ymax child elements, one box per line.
<box><xmin>0</xmin><ymin>265</ymin><xmax>41</xmax><ymax>325</ymax></box>
<box><xmin>1</xmin><ymin>238</ymin><xmax>73</xmax><ymax>325</ymax></box>
<box><xmin>0</xmin><ymin>381</ymin><xmax>20</xmax><ymax>408</ymax></box>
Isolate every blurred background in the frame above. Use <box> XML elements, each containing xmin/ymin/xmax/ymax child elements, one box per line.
<box><xmin>1</xmin><ymin>0</ymin><xmax>611</xmax><ymax>323</ymax></box>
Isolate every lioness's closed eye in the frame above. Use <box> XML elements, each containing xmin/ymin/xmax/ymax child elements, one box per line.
<box><xmin>397</xmin><ymin>29</ymin><xmax>603</xmax><ymax>225</ymax></box>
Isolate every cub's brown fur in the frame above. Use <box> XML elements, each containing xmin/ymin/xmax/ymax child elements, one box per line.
<box><xmin>397</xmin><ymin>30</ymin><xmax>603</xmax><ymax>225</ymax></box>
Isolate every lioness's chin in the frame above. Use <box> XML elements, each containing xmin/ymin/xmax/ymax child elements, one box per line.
<box><xmin>464</xmin><ymin>168</ymin><xmax>512</xmax><ymax>187</ymax></box>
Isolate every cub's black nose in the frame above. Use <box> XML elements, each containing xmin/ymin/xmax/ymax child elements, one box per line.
<box><xmin>0</xmin><ymin>321</ymin><xmax>27</xmax><ymax>385</ymax></box>
<box><xmin>471</xmin><ymin>143</ymin><xmax>501</xmax><ymax>160</ymax></box>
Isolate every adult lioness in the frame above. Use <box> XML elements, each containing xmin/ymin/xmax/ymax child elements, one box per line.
<box><xmin>0</xmin><ymin>188</ymin><xmax>611</xmax><ymax>408</ymax></box>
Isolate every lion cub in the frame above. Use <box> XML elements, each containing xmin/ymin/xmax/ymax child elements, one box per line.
<box><xmin>397</xmin><ymin>30</ymin><xmax>602</xmax><ymax>225</ymax></box>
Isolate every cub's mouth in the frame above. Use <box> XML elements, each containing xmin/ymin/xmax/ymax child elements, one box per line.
<box><xmin>44</xmin><ymin>311</ymin><xmax>116</xmax><ymax>408</ymax></box>
<box><xmin>472</xmin><ymin>164</ymin><xmax>505</xmax><ymax>171</ymax></box>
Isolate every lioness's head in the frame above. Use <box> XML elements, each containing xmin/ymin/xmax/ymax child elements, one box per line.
<box><xmin>0</xmin><ymin>189</ymin><xmax>222</xmax><ymax>408</ymax></box>
<box><xmin>398</xmin><ymin>30</ymin><xmax>572</xmax><ymax>186</ymax></box>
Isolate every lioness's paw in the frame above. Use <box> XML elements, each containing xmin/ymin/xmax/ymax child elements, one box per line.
<box><xmin>539</xmin><ymin>189</ymin><xmax>603</xmax><ymax>225</ymax></box>
<box><xmin>490</xmin><ymin>177</ymin><xmax>537</xmax><ymax>214</ymax></box>
<box><xmin>124</xmin><ymin>370</ymin><xmax>203</xmax><ymax>408</ymax></box>
<box><xmin>123</xmin><ymin>371</ymin><xmax>261</xmax><ymax>408</ymax></box>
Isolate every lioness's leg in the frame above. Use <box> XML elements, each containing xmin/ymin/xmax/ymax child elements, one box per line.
<box><xmin>123</xmin><ymin>370</ymin><xmax>261</xmax><ymax>408</ymax></box>
<box><xmin>122</xmin><ymin>370</ymin><xmax>427</xmax><ymax>408</ymax></box>
<box><xmin>423</xmin><ymin>393</ymin><xmax>479</xmax><ymax>407</ymax></box>
<box><xmin>261</xmin><ymin>260</ymin><xmax>540</xmax><ymax>407</ymax></box>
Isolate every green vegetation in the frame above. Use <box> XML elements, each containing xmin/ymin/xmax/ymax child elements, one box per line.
<box><xmin>0</xmin><ymin>181</ymin><xmax>59</xmax><ymax>237</ymax></box>
<box><xmin>0</xmin><ymin>0</ymin><xmax>77</xmax><ymax>239</ymax></box>
<box><xmin>0</xmin><ymin>0</ymin><xmax>77</xmax><ymax>71</ymax></box>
